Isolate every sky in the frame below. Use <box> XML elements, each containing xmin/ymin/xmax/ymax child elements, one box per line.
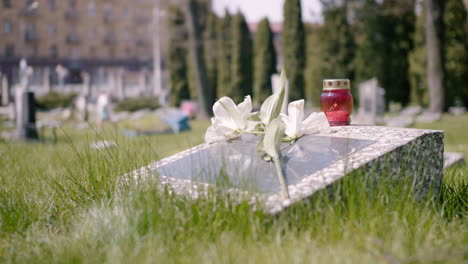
<box><xmin>212</xmin><ymin>0</ymin><xmax>323</xmax><ymax>23</ymax></box>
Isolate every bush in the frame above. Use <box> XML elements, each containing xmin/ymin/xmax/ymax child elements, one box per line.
<box><xmin>36</xmin><ymin>91</ymin><xmax>78</xmax><ymax>110</ymax></box>
<box><xmin>114</xmin><ymin>97</ymin><xmax>160</xmax><ymax>112</ymax></box>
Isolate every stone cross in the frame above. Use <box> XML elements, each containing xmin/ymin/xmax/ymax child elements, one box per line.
<box><xmin>357</xmin><ymin>78</ymin><xmax>385</xmax><ymax>125</ymax></box>
<box><xmin>138</xmin><ymin>69</ymin><xmax>148</xmax><ymax>97</ymax></box>
<box><xmin>55</xmin><ymin>64</ymin><xmax>68</xmax><ymax>93</ymax></box>
<box><xmin>43</xmin><ymin>68</ymin><xmax>51</xmax><ymax>93</ymax></box>
<box><xmin>115</xmin><ymin>68</ymin><xmax>125</xmax><ymax>101</ymax></box>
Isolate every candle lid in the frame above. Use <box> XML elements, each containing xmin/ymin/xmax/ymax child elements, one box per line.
<box><xmin>323</xmin><ymin>79</ymin><xmax>350</xmax><ymax>90</ymax></box>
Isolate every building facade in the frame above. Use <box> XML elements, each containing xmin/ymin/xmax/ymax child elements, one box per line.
<box><xmin>0</xmin><ymin>0</ymin><xmax>169</xmax><ymax>100</ymax></box>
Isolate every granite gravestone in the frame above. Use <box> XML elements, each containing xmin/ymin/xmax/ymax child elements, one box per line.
<box><xmin>127</xmin><ymin>126</ymin><xmax>444</xmax><ymax>214</ymax></box>
<box><xmin>356</xmin><ymin>78</ymin><xmax>385</xmax><ymax>125</ymax></box>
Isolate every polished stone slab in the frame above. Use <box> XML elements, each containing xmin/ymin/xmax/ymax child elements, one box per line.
<box><xmin>125</xmin><ymin>126</ymin><xmax>444</xmax><ymax>214</ymax></box>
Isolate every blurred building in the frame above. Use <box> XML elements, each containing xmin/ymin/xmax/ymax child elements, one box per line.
<box><xmin>0</xmin><ymin>0</ymin><xmax>169</xmax><ymax>99</ymax></box>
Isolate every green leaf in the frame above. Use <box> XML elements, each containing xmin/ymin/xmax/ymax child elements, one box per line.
<box><xmin>263</xmin><ymin>118</ymin><xmax>285</xmax><ymax>159</ymax></box>
<box><xmin>263</xmin><ymin>118</ymin><xmax>289</xmax><ymax>199</ymax></box>
<box><xmin>259</xmin><ymin>68</ymin><xmax>286</xmax><ymax>125</ymax></box>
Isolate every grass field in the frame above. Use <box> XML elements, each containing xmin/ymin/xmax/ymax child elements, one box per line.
<box><xmin>0</xmin><ymin>114</ymin><xmax>466</xmax><ymax>263</ymax></box>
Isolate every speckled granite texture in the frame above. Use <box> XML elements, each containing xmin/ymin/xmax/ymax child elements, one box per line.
<box><xmin>124</xmin><ymin>126</ymin><xmax>444</xmax><ymax>214</ymax></box>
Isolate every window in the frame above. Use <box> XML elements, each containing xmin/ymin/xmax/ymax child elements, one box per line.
<box><xmin>48</xmin><ymin>24</ymin><xmax>56</xmax><ymax>36</ymax></box>
<box><xmin>50</xmin><ymin>45</ymin><xmax>58</xmax><ymax>57</ymax></box>
<box><xmin>26</xmin><ymin>0</ymin><xmax>34</xmax><ymax>6</ymax></box>
<box><xmin>48</xmin><ymin>0</ymin><xmax>55</xmax><ymax>11</ymax></box>
<box><xmin>69</xmin><ymin>0</ymin><xmax>76</xmax><ymax>8</ymax></box>
<box><xmin>87</xmin><ymin>1</ymin><xmax>96</xmax><ymax>16</ymax></box>
<box><xmin>3</xmin><ymin>20</ymin><xmax>12</xmax><ymax>35</ymax></box>
<box><xmin>26</xmin><ymin>22</ymin><xmax>36</xmax><ymax>35</ymax></box>
<box><xmin>71</xmin><ymin>47</ymin><xmax>79</xmax><ymax>59</ymax></box>
<box><xmin>5</xmin><ymin>44</ymin><xmax>14</xmax><ymax>57</ymax></box>
<box><xmin>3</xmin><ymin>0</ymin><xmax>11</xmax><ymax>8</ymax></box>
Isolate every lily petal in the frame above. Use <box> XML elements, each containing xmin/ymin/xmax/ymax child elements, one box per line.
<box><xmin>237</xmin><ymin>96</ymin><xmax>253</xmax><ymax>118</ymax></box>
<box><xmin>301</xmin><ymin>112</ymin><xmax>331</xmax><ymax>134</ymax></box>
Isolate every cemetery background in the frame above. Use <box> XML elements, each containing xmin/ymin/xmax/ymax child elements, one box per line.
<box><xmin>0</xmin><ymin>0</ymin><xmax>467</xmax><ymax>263</ymax></box>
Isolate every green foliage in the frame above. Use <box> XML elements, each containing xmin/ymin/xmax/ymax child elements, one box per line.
<box><xmin>353</xmin><ymin>0</ymin><xmax>415</xmax><ymax>107</ymax></box>
<box><xmin>319</xmin><ymin>4</ymin><xmax>355</xmax><ymax>80</ymax></box>
<box><xmin>167</xmin><ymin>6</ymin><xmax>191</xmax><ymax>106</ymax></box>
<box><xmin>304</xmin><ymin>26</ymin><xmax>323</xmax><ymax>107</ymax></box>
<box><xmin>409</xmin><ymin>2</ymin><xmax>429</xmax><ymax>107</ymax></box>
<box><xmin>353</xmin><ymin>0</ymin><xmax>383</xmax><ymax>87</ymax></box>
<box><xmin>444</xmin><ymin>0</ymin><xmax>468</xmax><ymax>107</ymax></box>
<box><xmin>282</xmin><ymin>0</ymin><xmax>306</xmax><ymax>101</ymax></box>
<box><xmin>230</xmin><ymin>12</ymin><xmax>253</xmax><ymax>103</ymax></box>
<box><xmin>216</xmin><ymin>10</ymin><xmax>233</xmax><ymax>99</ymax></box>
<box><xmin>253</xmin><ymin>18</ymin><xmax>277</xmax><ymax>107</ymax></box>
<box><xmin>36</xmin><ymin>91</ymin><xmax>77</xmax><ymax>110</ymax></box>
<box><xmin>114</xmin><ymin>97</ymin><xmax>160</xmax><ymax>112</ymax></box>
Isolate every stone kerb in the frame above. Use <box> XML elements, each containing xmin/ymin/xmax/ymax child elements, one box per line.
<box><xmin>125</xmin><ymin>126</ymin><xmax>443</xmax><ymax>214</ymax></box>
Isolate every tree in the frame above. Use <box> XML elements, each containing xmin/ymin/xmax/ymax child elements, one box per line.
<box><xmin>216</xmin><ymin>10</ymin><xmax>232</xmax><ymax>99</ymax></box>
<box><xmin>444</xmin><ymin>0</ymin><xmax>468</xmax><ymax>107</ymax></box>
<box><xmin>379</xmin><ymin>0</ymin><xmax>415</xmax><ymax>107</ymax></box>
<box><xmin>409</xmin><ymin>1</ymin><xmax>429</xmax><ymax>107</ymax></box>
<box><xmin>304</xmin><ymin>25</ymin><xmax>323</xmax><ymax>107</ymax></box>
<box><xmin>183</xmin><ymin>0</ymin><xmax>211</xmax><ymax>118</ymax></box>
<box><xmin>352</xmin><ymin>0</ymin><xmax>415</xmax><ymax>107</ymax></box>
<box><xmin>354</xmin><ymin>0</ymin><xmax>383</xmax><ymax>86</ymax></box>
<box><xmin>253</xmin><ymin>18</ymin><xmax>277</xmax><ymax>106</ymax></box>
<box><xmin>319</xmin><ymin>2</ymin><xmax>355</xmax><ymax>83</ymax></box>
<box><xmin>203</xmin><ymin>11</ymin><xmax>218</xmax><ymax>107</ymax></box>
<box><xmin>167</xmin><ymin>6</ymin><xmax>191</xmax><ymax>106</ymax></box>
<box><xmin>283</xmin><ymin>0</ymin><xmax>306</xmax><ymax>101</ymax></box>
<box><xmin>230</xmin><ymin>12</ymin><xmax>253</xmax><ymax>103</ymax></box>
<box><xmin>426</xmin><ymin>0</ymin><xmax>445</xmax><ymax>113</ymax></box>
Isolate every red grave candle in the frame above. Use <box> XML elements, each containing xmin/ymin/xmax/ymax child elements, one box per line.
<box><xmin>320</xmin><ymin>79</ymin><xmax>354</xmax><ymax>126</ymax></box>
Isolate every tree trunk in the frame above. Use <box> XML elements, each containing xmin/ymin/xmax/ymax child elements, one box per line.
<box><xmin>183</xmin><ymin>0</ymin><xmax>210</xmax><ymax>119</ymax></box>
<box><xmin>425</xmin><ymin>0</ymin><xmax>445</xmax><ymax>113</ymax></box>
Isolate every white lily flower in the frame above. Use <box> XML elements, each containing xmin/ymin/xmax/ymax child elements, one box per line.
<box><xmin>280</xmin><ymin>99</ymin><xmax>331</xmax><ymax>139</ymax></box>
<box><xmin>204</xmin><ymin>96</ymin><xmax>258</xmax><ymax>143</ymax></box>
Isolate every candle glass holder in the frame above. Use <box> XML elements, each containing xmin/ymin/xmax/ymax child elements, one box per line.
<box><xmin>320</xmin><ymin>79</ymin><xmax>353</xmax><ymax>126</ymax></box>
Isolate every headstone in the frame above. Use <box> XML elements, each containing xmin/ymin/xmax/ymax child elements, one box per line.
<box><xmin>385</xmin><ymin>115</ymin><xmax>414</xmax><ymax>128</ymax></box>
<box><xmin>401</xmin><ymin>106</ymin><xmax>423</xmax><ymax>117</ymax></box>
<box><xmin>1</xmin><ymin>74</ymin><xmax>9</xmax><ymax>106</ymax></box>
<box><xmin>43</xmin><ymin>68</ymin><xmax>51</xmax><ymax>93</ymax></box>
<box><xmin>448</xmin><ymin>106</ymin><xmax>466</xmax><ymax>116</ymax></box>
<box><xmin>416</xmin><ymin>112</ymin><xmax>441</xmax><ymax>123</ymax></box>
<box><xmin>356</xmin><ymin>78</ymin><xmax>385</xmax><ymax>125</ymax></box>
<box><xmin>15</xmin><ymin>90</ymin><xmax>38</xmax><ymax>140</ymax></box>
<box><xmin>116</xmin><ymin>68</ymin><xmax>125</xmax><ymax>101</ymax></box>
<box><xmin>138</xmin><ymin>69</ymin><xmax>148</xmax><ymax>96</ymax></box>
<box><xmin>77</xmin><ymin>72</ymin><xmax>90</xmax><ymax>121</ymax></box>
<box><xmin>55</xmin><ymin>64</ymin><xmax>68</xmax><ymax>93</ymax></box>
<box><xmin>91</xmin><ymin>140</ymin><xmax>117</xmax><ymax>150</ymax></box>
<box><xmin>444</xmin><ymin>152</ymin><xmax>465</xmax><ymax>168</ymax></box>
<box><xmin>126</xmin><ymin>126</ymin><xmax>444</xmax><ymax>214</ymax></box>
<box><xmin>271</xmin><ymin>74</ymin><xmax>288</xmax><ymax>114</ymax></box>
<box><xmin>15</xmin><ymin>62</ymin><xmax>38</xmax><ymax>140</ymax></box>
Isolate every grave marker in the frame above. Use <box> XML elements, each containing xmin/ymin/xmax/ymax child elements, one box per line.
<box><xmin>356</xmin><ymin>78</ymin><xmax>385</xmax><ymax>125</ymax></box>
<box><xmin>1</xmin><ymin>74</ymin><xmax>9</xmax><ymax>106</ymax></box>
<box><xmin>127</xmin><ymin>126</ymin><xmax>444</xmax><ymax>214</ymax></box>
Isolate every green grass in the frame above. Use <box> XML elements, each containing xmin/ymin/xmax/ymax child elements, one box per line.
<box><xmin>0</xmin><ymin>114</ymin><xmax>466</xmax><ymax>263</ymax></box>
